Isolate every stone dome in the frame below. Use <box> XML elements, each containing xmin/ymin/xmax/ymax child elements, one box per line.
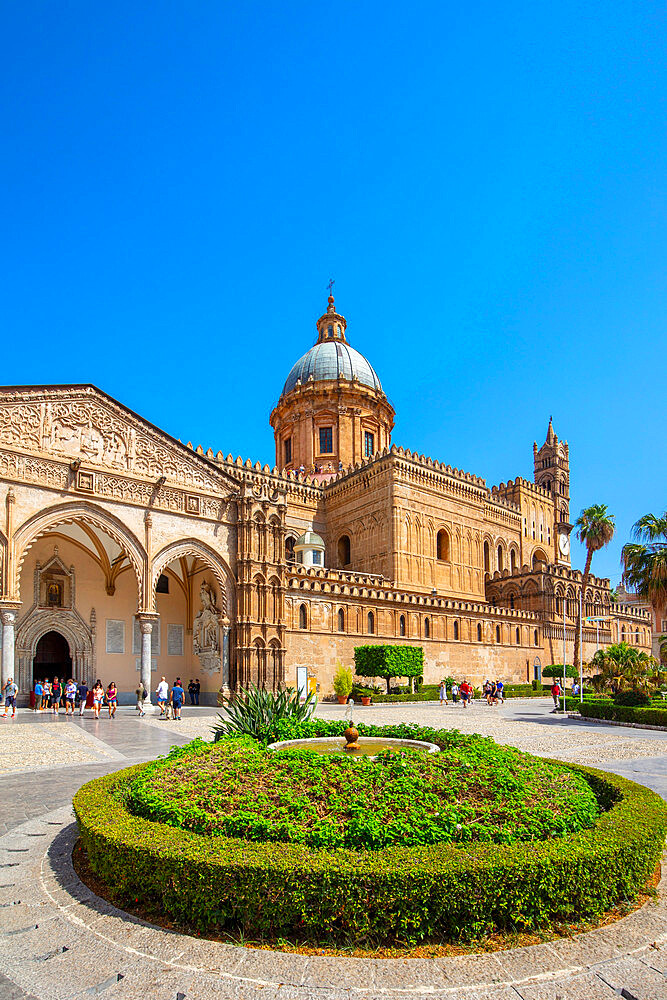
<box><xmin>282</xmin><ymin>341</ymin><xmax>383</xmax><ymax>396</ymax></box>
<box><xmin>294</xmin><ymin>530</ymin><xmax>325</xmax><ymax>549</ymax></box>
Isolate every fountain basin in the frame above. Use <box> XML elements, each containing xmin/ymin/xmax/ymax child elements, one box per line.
<box><xmin>266</xmin><ymin>736</ymin><xmax>440</xmax><ymax>758</ymax></box>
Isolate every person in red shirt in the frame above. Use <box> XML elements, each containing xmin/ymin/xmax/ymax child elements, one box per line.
<box><xmin>551</xmin><ymin>681</ymin><xmax>561</xmax><ymax>709</ymax></box>
<box><xmin>460</xmin><ymin>680</ymin><xmax>472</xmax><ymax>708</ymax></box>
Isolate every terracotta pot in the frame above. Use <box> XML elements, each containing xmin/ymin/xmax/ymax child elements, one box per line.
<box><xmin>337</xmin><ymin>695</ymin><xmax>348</xmax><ymax>705</ymax></box>
<box><xmin>361</xmin><ymin>696</ymin><xmax>371</xmax><ymax>706</ymax></box>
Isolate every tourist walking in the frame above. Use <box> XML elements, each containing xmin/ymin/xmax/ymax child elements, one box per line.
<box><xmin>51</xmin><ymin>677</ymin><xmax>62</xmax><ymax>715</ymax></box>
<box><xmin>496</xmin><ymin>679</ymin><xmax>505</xmax><ymax>704</ymax></box>
<box><xmin>77</xmin><ymin>679</ymin><xmax>89</xmax><ymax>716</ymax></box>
<box><xmin>550</xmin><ymin>680</ymin><xmax>561</xmax><ymax>709</ymax></box>
<box><xmin>106</xmin><ymin>681</ymin><xmax>118</xmax><ymax>718</ymax></box>
<box><xmin>170</xmin><ymin>678</ymin><xmax>185</xmax><ymax>720</ymax></box>
<box><xmin>92</xmin><ymin>679</ymin><xmax>104</xmax><ymax>719</ymax></box>
<box><xmin>460</xmin><ymin>680</ymin><xmax>471</xmax><ymax>708</ymax></box>
<box><xmin>156</xmin><ymin>676</ymin><xmax>169</xmax><ymax>715</ymax></box>
<box><xmin>439</xmin><ymin>680</ymin><xmax>447</xmax><ymax>706</ymax></box>
<box><xmin>64</xmin><ymin>679</ymin><xmax>77</xmax><ymax>716</ymax></box>
<box><xmin>34</xmin><ymin>678</ymin><xmax>43</xmax><ymax>712</ymax></box>
<box><xmin>451</xmin><ymin>682</ymin><xmax>459</xmax><ymax>704</ymax></box>
<box><xmin>1</xmin><ymin>678</ymin><xmax>18</xmax><ymax>718</ymax></box>
<box><xmin>42</xmin><ymin>678</ymin><xmax>51</xmax><ymax>711</ymax></box>
<box><xmin>136</xmin><ymin>680</ymin><xmax>147</xmax><ymax>716</ymax></box>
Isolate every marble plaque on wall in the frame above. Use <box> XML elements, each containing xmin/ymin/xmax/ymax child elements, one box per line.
<box><xmin>167</xmin><ymin>624</ymin><xmax>184</xmax><ymax>656</ymax></box>
<box><xmin>106</xmin><ymin>619</ymin><xmax>125</xmax><ymax>654</ymax></box>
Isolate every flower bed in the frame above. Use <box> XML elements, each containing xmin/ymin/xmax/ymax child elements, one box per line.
<box><xmin>74</xmin><ymin>722</ymin><xmax>667</xmax><ymax>945</ymax></box>
<box><xmin>124</xmin><ymin>736</ymin><xmax>599</xmax><ymax>850</ymax></box>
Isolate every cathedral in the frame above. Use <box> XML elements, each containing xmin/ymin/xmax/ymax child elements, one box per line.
<box><xmin>0</xmin><ymin>293</ymin><xmax>651</xmax><ymax>703</ymax></box>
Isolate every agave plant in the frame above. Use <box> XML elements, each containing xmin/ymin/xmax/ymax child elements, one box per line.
<box><xmin>211</xmin><ymin>684</ymin><xmax>317</xmax><ymax>742</ymax></box>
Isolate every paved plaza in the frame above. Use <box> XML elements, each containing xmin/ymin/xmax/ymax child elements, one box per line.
<box><xmin>1</xmin><ymin>698</ymin><xmax>667</xmax><ymax>999</ymax></box>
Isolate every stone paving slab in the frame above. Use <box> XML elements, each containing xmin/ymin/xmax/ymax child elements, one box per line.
<box><xmin>1</xmin><ymin>806</ymin><xmax>667</xmax><ymax>1000</ymax></box>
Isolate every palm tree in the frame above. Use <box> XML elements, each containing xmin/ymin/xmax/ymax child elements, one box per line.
<box><xmin>573</xmin><ymin>504</ymin><xmax>616</xmax><ymax>673</ymax></box>
<box><xmin>589</xmin><ymin>642</ymin><xmax>657</xmax><ymax>694</ymax></box>
<box><xmin>621</xmin><ymin>512</ymin><xmax>667</xmax><ymax>633</ymax></box>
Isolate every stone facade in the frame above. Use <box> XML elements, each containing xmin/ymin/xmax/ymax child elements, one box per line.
<box><xmin>0</xmin><ymin>297</ymin><xmax>652</xmax><ymax>702</ymax></box>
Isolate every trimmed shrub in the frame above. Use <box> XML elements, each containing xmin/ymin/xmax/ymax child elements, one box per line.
<box><xmin>613</xmin><ymin>691</ymin><xmax>651</xmax><ymax>708</ymax></box>
<box><xmin>579</xmin><ymin>701</ymin><xmax>667</xmax><ymax>728</ymax></box>
<box><xmin>354</xmin><ymin>645</ymin><xmax>424</xmax><ymax>694</ymax></box>
<box><xmin>75</xmin><ymin>723</ymin><xmax>667</xmax><ymax>945</ymax></box>
<box><xmin>543</xmin><ymin>664</ymin><xmax>578</xmax><ymax>679</ymax></box>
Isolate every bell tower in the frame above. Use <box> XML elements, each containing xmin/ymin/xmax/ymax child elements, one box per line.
<box><xmin>533</xmin><ymin>417</ymin><xmax>571</xmax><ymax>564</ymax></box>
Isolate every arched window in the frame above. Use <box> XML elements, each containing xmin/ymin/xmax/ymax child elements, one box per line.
<box><xmin>285</xmin><ymin>536</ymin><xmax>295</xmax><ymax>562</ymax></box>
<box><xmin>510</xmin><ymin>549</ymin><xmax>517</xmax><ymax>573</ymax></box>
<box><xmin>483</xmin><ymin>541</ymin><xmax>490</xmax><ymax>573</ymax></box>
<box><xmin>424</xmin><ymin>617</ymin><xmax>430</xmax><ymax>638</ymax></box>
<box><xmin>534</xmin><ymin>629</ymin><xmax>539</xmax><ymax>646</ymax></box>
<box><xmin>621</xmin><ymin>625</ymin><xmax>626</xmax><ymax>642</ymax></box>
<box><xmin>337</xmin><ymin>608</ymin><xmax>345</xmax><ymax>632</ymax></box>
<box><xmin>399</xmin><ymin>614</ymin><xmax>406</xmax><ymax>636</ymax></box>
<box><xmin>453</xmin><ymin>620</ymin><xmax>459</xmax><ymax>640</ymax></box>
<box><xmin>515</xmin><ymin>627</ymin><xmax>520</xmax><ymax>644</ymax></box>
<box><xmin>497</xmin><ymin>545</ymin><xmax>503</xmax><ymax>572</ymax></box>
<box><xmin>367</xmin><ymin>611</ymin><xmax>375</xmax><ymax>634</ymax></box>
<box><xmin>299</xmin><ymin>604</ymin><xmax>307</xmax><ymax>629</ymax></box>
<box><xmin>156</xmin><ymin>574</ymin><xmax>169</xmax><ymax>594</ymax></box>
<box><xmin>635</xmin><ymin>627</ymin><xmax>640</xmax><ymax>644</ymax></box>
<box><xmin>338</xmin><ymin>534</ymin><xmax>351</xmax><ymax>567</ymax></box>
<box><xmin>436</xmin><ymin>529</ymin><xmax>450</xmax><ymax>561</ymax></box>
<box><xmin>477</xmin><ymin>623</ymin><xmax>482</xmax><ymax>641</ymax></box>
<box><xmin>496</xmin><ymin>625</ymin><xmax>501</xmax><ymax>643</ymax></box>
<box><xmin>509</xmin><ymin>594</ymin><xmax>515</xmax><ymax>609</ymax></box>
<box><xmin>327</xmin><ymin>324</ymin><xmax>333</xmax><ymax>338</ymax></box>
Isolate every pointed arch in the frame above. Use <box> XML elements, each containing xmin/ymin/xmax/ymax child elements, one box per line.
<box><xmin>13</xmin><ymin>501</ymin><xmax>145</xmax><ymax>600</ymax></box>
<box><xmin>150</xmin><ymin>538</ymin><xmax>234</xmax><ymax>615</ymax></box>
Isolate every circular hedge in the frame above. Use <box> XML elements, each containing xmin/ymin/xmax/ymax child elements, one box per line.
<box><xmin>73</xmin><ymin>723</ymin><xmax>667</xmax><ymax>944</ymax></box>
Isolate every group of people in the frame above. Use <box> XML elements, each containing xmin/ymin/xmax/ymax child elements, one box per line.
<box><xmin>0</xmin><ymin>674</ymin><xmax>206</xmax><ymax>720</ymax></box>
<box><xmin>482</xmin><ymin>679</ymin><xmax>505</xmax><ymax>705</ymax></box>
<box><xmin>437</xmin><ymin>679</ymin><xmax>505</xmax><ymax>708</ymax></box>
<box><xmin>438</xmin><ymin>680</ymin><xmax>474</xmax><ymax>707</ymax></box>
<box><xmin>28</xmin><ymin>677</ymin><xmax>119</xmax><ymax>719</ymax></box>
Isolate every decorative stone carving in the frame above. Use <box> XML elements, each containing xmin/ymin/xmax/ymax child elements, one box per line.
<box><xmin>0</xmin><ymin>389</ymin><xmax>239</xmax><ymax>497</ymax></box>
<box><xmin>193</xmin><ymin>580</ymin><xmax>222</xmax><ymax>675</ymax></box>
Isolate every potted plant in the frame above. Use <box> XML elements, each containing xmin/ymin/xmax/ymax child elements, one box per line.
<box><xmin>333</xmin><ymin>662</ymin><xmax>353</xmax><ymax>705</ymax></box>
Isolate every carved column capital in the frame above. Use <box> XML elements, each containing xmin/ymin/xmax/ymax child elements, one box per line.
<box><xmin>0</xmin><ymin>609</ymin><xmax>16</xmax><ymax>627</ymax></box>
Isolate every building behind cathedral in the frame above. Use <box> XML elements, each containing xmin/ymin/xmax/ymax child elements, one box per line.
<box><xmin>0</xmin><ymin>294</ymin><xmax>651</xmax><ymax>702</ymax></box>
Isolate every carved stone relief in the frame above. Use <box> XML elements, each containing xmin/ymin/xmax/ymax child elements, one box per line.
<box><xmin>193</xmin><ymin>580</ymin><xmax>223</xmax><ymax>675</ymax></box>
<box><xmin>0</xmin><ymin>391</ymin><xmax>236</xmax><ymax>496</ymax></box>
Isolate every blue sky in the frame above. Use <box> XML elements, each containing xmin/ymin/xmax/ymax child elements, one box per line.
<box><xmin>2</xmin><ymin>1</ymin><xmax>665</xmax><ymax>583</ymax></box>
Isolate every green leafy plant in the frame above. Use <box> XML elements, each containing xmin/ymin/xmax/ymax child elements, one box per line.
<box><xmin>354</xmin><ymin>644</ymin><xmax>424</xmax><ymax>694</ymax></box>
<box><xmin>211</xmin><ymin>685</ymin><xmax>316</xmax><ymax>743</ymax></box>
<box><xmin>332</xmin><ymin>662</ymin><xmax>353</xmax><ymax>698</ymax></box>
<box><xmin>543</xmin><ymin>664</ymin><xmax>577</xmax><ymax>679</ymax></box>
<box><xmin>125</xmin><ymin>734</ymin><xmax>600</xmax><ymax>850</ymax></box>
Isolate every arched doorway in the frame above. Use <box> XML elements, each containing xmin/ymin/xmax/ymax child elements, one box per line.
<box><xmin>33</xmin><ymin>631</ymin><xmax>71</xmax><ymax>684</ymax></box>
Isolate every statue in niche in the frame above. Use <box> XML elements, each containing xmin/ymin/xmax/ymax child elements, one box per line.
<box><xmin>193</xmin><ymin>580</ymin><xmax>221</xmax><ymax>674</ymax></box>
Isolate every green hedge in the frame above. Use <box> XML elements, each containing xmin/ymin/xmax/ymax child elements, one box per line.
<box><xmin>354</xmin><ymin>644</ymin><xmax>424</xmax><ymax>694</ymax></box>
<box><xmin>578</xmin><ymin>701</ymin><xmax>667</xmax><ymax>728</ymax></box>
<box><xmin>74</xmin><ymin>724</ymin><xmax>667</xmax><ymax>944</ymax></box>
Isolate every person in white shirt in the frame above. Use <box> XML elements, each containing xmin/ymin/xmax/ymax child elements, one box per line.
<box><xmin>156</xmin><ymin>676</ymin><xmax>169</xmax><ymax>715</ymax></box>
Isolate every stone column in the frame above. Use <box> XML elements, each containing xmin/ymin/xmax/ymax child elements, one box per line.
<box><xmin>136</xmin><ymin>612</ymin><xmax>159</xmax><ymax>713</ymax></box>
<box><xmin>220</xmin><ymin>616</ymin><xmax>231</xmax><ymax>698</ymax></box>
<box><xmin>1</xmin><ymin>609</ymin><xmax>17</xmax><ymax>687</ymax></box>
